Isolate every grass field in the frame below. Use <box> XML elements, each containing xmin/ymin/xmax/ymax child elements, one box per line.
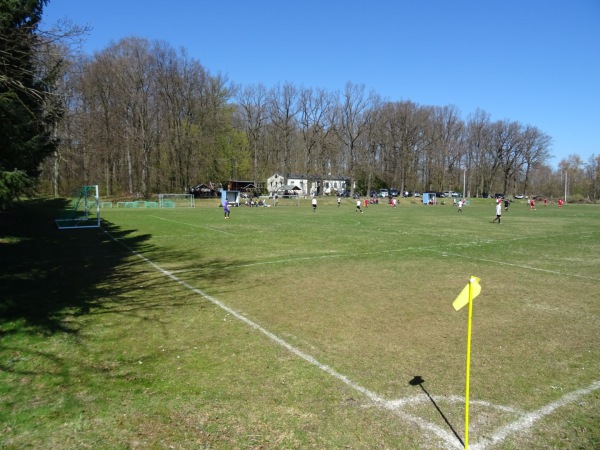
<box><xmin>1</xmin><ymin>196</ymin><xmax>599</xmax><ymax>449</ymax></box>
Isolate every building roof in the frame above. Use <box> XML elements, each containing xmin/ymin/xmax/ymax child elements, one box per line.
<box><xmin>286</xmin><ymin>173</ymin><xmax>347</xmax><ymax>181</ymax></box>
<box><xmin>277</xmin><ymin>185</ymin><xmax>302</xmax><ymax>191</ymax></box>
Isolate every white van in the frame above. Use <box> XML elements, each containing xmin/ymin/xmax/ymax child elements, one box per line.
<box><xmin>380</xmin><ymin>189</ymin><xmax>389</xmax><ymax>197</ymax></box>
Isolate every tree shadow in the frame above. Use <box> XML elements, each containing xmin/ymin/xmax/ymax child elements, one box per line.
<box><xmin>0</xmin><ymin>198</ymin><xmax>245</xmax><ymax>336</ymax></box>
<box><xmin>409</xmin><ymin>375</ymin><xmax>464</xmax><ymax>446</ymax></box>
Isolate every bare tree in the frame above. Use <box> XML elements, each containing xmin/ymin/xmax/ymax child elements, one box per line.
<box><xmin>493</xmin><ymin>120</ymin><xmax>522</xmax><ymax>195</ymax></box>
<box><xmin>234</xmin><ymin>83</ymin><xmax>269</xmax><ymax>182</ymax></box>
<box><xmin>584</xmin><ymin>154</ymin><xmax>599</xmax><ymax>201</ymax></box>
<box><xmin>298</xmin><ymin>87</ymin><xmax>336</xmax><ymax>191</ymax></box>
<box><xmin>267</xmin><ymin>82</ymin><xmax>300</xmax><ymax>175</ymax></box>
<box><xmin>35</xmin><ymin>31</ymin><xmax>565</xmax><ymax>201</ymax></box>
<box><xmin>424</xmin><ymin>105</ymin><xmax>464</xmax><ymax>192</ymax></box>
<box><xmin>465</xmin><ymin>109</ymin><xmax>494</xmax><ymax>196</ymax></box>
<box><xmin>333</xmin><ymin>82</ymin><xmax>378</xmax><ymax>195</ymax></box>
<box><xmin>518</xmin><ymin>125</ymin><xmax>551</xmax><ymax>196</ymax></box>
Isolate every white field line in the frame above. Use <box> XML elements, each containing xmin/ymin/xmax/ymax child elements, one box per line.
<box><xmin>422</xmin><ymin>248</ymin><xmax>600</xmax><ymax>282</ymax></box>
<box><xmin>470</xmin><ymin>380</ymin><xmax>600</xmax><ymax>450</ymax></box>
<box><xmin>104</xmin><ymin>228</ymin><xmax>600</xmax><ymax>449</ymax></box>
<box><xmin>231</xmin><ymin>232</ymin><xmax>599</xmax><ymax>282</ymax></box>
<box><xmin>104</xmin><ymin>228</ymin><xmax>460</xmax><ymax>449</ymax></box>
<box><xmin>149</xmin><ymin>215</ymin><xmax>232</xmax><ymax>235</ymax></box>
<box><xmin>387</xmin><ymin>395</ymin><xmax>523</xmax><ymax>414</ymax></box>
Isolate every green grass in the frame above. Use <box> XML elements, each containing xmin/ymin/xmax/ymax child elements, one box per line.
<box><xmin>1</xmin><ymin>196</ymin><xmax>599</xmax><ymax>449</ymax></box>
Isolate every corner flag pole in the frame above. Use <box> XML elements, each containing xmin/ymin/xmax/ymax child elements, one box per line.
<box><xmin>452</xmin><ymin>276</ymin><xmax>481</xmax><ymax>450</ymax></box>
<box><xmin>464</xmin><ymin>278</ymin><xmax>474</xmax><ymax>449</ymax></box>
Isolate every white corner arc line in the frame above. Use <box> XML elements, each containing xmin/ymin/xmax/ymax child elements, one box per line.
<box><xmin>470</xmin><ymin>380</ymin><xmax>600</xmax><ymax>450</ymax></box>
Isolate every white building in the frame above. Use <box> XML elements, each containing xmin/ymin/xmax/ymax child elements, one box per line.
<box><xmin>321</xmin><ymin>175</ymin><xmax>347</xmax><ymax>195</ymax></box>
<box><xmin>268</xmin><ymin>173</ymin><xmax>348</xmax><ymax>196</ymax></box>
<box><xmin>266</xmin><ymin>173</ymin><xmax>285</xmax><ymax>193</ymax></box>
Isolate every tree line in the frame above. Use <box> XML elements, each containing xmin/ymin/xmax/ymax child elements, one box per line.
<box><xmin>3</xmin><ymin>2</ymin><xmax>599</xmax><ymax>206</ymax></box>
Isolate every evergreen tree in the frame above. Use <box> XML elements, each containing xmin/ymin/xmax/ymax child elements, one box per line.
<box><xmin>0</xmin><ymin>0</ymin><xmax>57</xmax><ymax>207</ymax></box>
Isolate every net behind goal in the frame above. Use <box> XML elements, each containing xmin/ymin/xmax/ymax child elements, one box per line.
<box><xmin>272</xmin><ymin>194</ymin><xmax>301</xmax><ymax>207</ymax></box>
<box><xmin>55</xmin><ymin>185</ymin><xmax>101</xmax><ymax>229</ymax></box>
<box><xmin>158</xmin><ymin>193</ymin><xmax>195</xmax><ymax>208</ymax></box>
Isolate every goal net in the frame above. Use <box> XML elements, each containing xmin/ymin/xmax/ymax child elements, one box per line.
<box><xmin>158</xmin><ymin>193</ymin><xmax>195</xmax><ymax>208</ymax></box>
<box><xmin>271</xmin><ymin>194</ymin><xmax>301</xmax><ymax>207</ymax></box>
<box><xmin>55</xmin><ymin>185</ymin><xmax>101</xmax><ymax>229</ymax></box>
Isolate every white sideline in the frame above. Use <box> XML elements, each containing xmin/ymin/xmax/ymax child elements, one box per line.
<box><xmin>104</xmin><ymin>228</ymin><xmax>600</xmax><ymax>449</ymax></box>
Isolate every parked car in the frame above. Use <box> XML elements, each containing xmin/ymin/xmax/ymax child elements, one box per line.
<box><xmin>389</xmin><ymin>189</ymin><xmax>399</xmax><ymax>197</ymax></box>
<box><xmin>514</xmin><ymin>194</ymin><xmax>524</xmax><ymax>199</ymax></box>
<box><xmin>494</xmin><ymin>193</ymin><xmax>504</xmax><ymax>199</ymax></box>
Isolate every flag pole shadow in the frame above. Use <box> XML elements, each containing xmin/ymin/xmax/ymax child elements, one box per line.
<box><xmin>409</xmin><ymin>376</ymin><xmax>464</xmax><ymax>446</ymax></box>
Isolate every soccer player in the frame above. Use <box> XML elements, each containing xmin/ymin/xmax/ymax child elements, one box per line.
<box><xmin>492</xmin><ymin>201</ymin><xmax>502</xmax><ymax>223</ymax></box>
<box><xmin>223</xmin><ymin>199</ymin><xmax>230</xmax><ymax>219</ymax></box>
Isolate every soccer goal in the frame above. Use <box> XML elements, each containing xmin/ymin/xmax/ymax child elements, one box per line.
<box><xmin>55</xmin><ymin>185</ymin><xmax>101</xmax><ymax>229</ymax></box>
<box><xmin>273</xmin><ymin>194</ymin><xmax>301</xmax><ymax>207</ymax></box>
<box><xmin>158</xmin><ymin>193</ymin><xmax>195</xmax><ymax>208</ymax></box>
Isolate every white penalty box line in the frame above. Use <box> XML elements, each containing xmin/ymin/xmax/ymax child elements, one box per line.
<box><xmin>104</xmin><ymin>228</ymin><xmax>600</xmax><ymax>449</ymax></box>
<box><xmin>139</xmin><ymin>215</ymin><xmax>599</xmax><ymax>281</ymax></box>
<box><xmin>234</xmin><ymin>235</ymin><xmax>600</xmax><ymax>282</ymax></box>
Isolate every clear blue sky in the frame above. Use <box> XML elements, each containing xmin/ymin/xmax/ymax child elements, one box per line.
<box><xmin>43</xmin><ymin>0</ymin><xmax>600</xmax><ymax>169</ymax></box>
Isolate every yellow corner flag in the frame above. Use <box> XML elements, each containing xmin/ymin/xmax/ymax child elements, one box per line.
<box><xmin>453</xmin><ymin>276</ymin><xmax>482</xmax><ymax>449</ymax></box>
<box><xmin>452</xmin><ymin>277</ymin><xmax>481</xmax><ymax>311</ymax></box>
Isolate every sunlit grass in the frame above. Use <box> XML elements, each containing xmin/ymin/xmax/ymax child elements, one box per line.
<box><xmin>1</xmin><ymin>197</ymin><xmax>599</xmax><ymax>448</ymax></box>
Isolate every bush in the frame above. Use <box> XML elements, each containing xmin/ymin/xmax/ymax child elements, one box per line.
<box><xmin>0</xmin><ymin>170</ymin><xmax>34</xmax><ymax>209</ymax></box>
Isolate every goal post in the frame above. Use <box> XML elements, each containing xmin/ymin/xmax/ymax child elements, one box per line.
<box><xmin>158</xmin><ymin>193</ymin><xmax>195</xmax><ymax>208</ymax></box>
<box><xmin>55</xmin><ymin>185</ymin><xmax>101</xmax><ymax>229</ymax></box>
<box><xmin>274</xmin><ymin>194</ymin><xmax>301</xmax><ymax>207</ymax></box>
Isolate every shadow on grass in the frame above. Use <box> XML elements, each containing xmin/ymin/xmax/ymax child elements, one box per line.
<box><xmin>0</xmin><ymin>198</ymin><xmax>242</xmax><ymax>336</ymax></box>
<box><xmin>410</xmin><ymin>375</ymin><xmax>463</xmax><ymax>446</ymax></box>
